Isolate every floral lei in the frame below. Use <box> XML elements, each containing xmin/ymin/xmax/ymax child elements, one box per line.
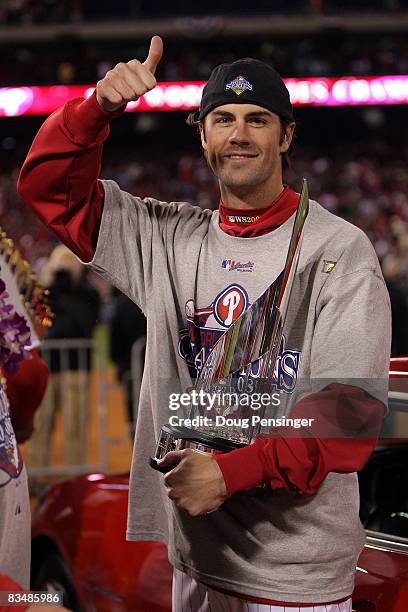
<box><xmin>0</xmin><ymin>277</ymin><xmax>31</xmax><ymax>376</ymax></box>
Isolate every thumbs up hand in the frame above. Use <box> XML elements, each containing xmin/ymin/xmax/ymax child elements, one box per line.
<box><xmin>96</xmin><ymin>35</ymin><xmax>163</xmax><ymax>113</ymax></box>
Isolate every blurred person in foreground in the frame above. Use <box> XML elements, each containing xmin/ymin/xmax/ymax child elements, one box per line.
<box><xmin>0</xmin><ymin>261</ymin><xmax>49</xmax><ymax>598</ymax></box>
<box><xmin>29</xmin><ymin>245</ymin><xmax>100</xmax><ymax>468</ymax></box>
<box><xmin>0</xmin><ymin>280</ymin><xmax>34</xmax><ymax>593</ymax></box>
<box><xmin>18</xmin><ymin>37</ymin><xmax>391</xmax><ymax>611</ymax></box>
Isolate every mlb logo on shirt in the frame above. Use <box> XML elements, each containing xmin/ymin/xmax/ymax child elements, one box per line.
<box><xmin>221</xmin><ymin>259</ymin><xmax>254</xmax><ymax>273</ymax></box>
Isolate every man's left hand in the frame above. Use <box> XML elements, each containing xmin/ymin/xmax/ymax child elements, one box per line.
<box><xmin>160</xmin><ymin>449</ymin><xmax>227</xmax><ymax>516</ymax></box>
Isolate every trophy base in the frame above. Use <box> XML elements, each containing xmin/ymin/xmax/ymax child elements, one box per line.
<box><xmin>150</xmin><ymin>424</ymin><xmax>246</xmax><ymax>473</ymax></box>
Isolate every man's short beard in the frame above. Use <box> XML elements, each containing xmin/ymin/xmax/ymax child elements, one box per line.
<box><xmin>204</xmin><ymin>151</ymin><xmax>268</xmax><ymax>194</ymax></box>
<box><xmin>218</xmin><ymin>171</ymin><xmax>266</xmax><ymax>200</ymax></box>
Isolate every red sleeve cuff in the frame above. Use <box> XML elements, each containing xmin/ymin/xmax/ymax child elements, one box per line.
<box><xmin>215</xmin><ymin>384</ymin><xmax>385</xmax><ymax>498</ymax></box>
<box><xmin>214</xmin><ymin>442</ymin><xmax>269</xmax><ymax>497</ymax></box>
<box><xmin>63</xmin><ymin>91</ymin><xmax>125</xmax><ymax>146</ymax></box>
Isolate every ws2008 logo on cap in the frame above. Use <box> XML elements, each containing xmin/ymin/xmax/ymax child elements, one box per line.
<box><xmin>225</xmin><ymin>75</ymin><xmax>254</xmax><ymax>96</ymax></box>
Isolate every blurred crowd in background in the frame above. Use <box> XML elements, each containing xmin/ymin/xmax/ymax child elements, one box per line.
<box><xmin>0</xmin><ymin>147</ymin><xmax>402</xmax><ymax>261</ymax></box>
<box><xmin>1</xmin><ymin>34</ymin><xmax>408</xmax><ymax>86</ymax></box>
<box><xmin>1</xmin><ymin>0</ymin><xmax>408</xmax><ymax>25</ymax></box>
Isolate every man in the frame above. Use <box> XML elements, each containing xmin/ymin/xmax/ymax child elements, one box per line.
<box><xmin>18</xmin><ymin>37</ymin><xmax>391</xmax><ymax>611</ymax></box>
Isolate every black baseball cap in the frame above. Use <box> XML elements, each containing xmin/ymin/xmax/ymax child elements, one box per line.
<box><xmin>197</xmin><ymin>58</ymin><xmax>294</xmax><ymax>123</ymax></box>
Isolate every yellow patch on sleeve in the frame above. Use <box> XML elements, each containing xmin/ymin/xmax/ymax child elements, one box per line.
<box><xmin>323</xmin><ymin>260</ymin><xmax>337</xmax><ymax>273</ymax></box>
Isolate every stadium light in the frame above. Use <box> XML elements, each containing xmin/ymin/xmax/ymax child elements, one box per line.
<box><xmin>0</xmin><ymin>76</ymin><xmax>407</xmax><ymax>117</ymax></box>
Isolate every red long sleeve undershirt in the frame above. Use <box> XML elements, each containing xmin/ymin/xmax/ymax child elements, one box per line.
<box><xmin>17</xmin><ymin>92</ymin><xmax>115</xmax><ymax>263</ymax></box>
<box><xmin>17</xmin><ymin>92</ymin><xmax>385</xmax><ymax>500</ymax></box>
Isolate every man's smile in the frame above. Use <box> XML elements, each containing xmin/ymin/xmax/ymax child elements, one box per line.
<box><xmin>224</xmin><ymin>153</ymin><xmax>259</xmax><ymax>160</ymax></box>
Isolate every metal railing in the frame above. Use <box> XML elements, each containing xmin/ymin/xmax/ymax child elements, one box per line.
<box><xmin>27</xmin><ymin>338</ymin><xmax>108</xmax><ymax>478</ymax></box>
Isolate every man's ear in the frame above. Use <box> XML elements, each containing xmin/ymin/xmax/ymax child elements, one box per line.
<box><xmin>199</xmin><ymin>122</ymin><xmax>207</xmax><ymax>152</ymax></box>
<box><xmin>280</xmin><ymin>122</ymin><xmax>296</xmax><ymax>153</ymax></box>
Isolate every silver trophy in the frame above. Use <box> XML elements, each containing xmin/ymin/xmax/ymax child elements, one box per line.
<box><xmin>150</xmin><ymin>179</ymin><xmax>310</xmax><ymax>472</ymax></box>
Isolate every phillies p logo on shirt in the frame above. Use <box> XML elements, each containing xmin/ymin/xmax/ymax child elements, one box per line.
<box><xmin>213</xmin><ymin>284</ymin><xmax>249</xmax><ymax>327</ymax></box>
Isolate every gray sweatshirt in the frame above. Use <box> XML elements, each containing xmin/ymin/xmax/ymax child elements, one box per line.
<box><xmin>88</xmin><ymin>179</ymin><xmax>391</xmax><ymax>604</ymax></box>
